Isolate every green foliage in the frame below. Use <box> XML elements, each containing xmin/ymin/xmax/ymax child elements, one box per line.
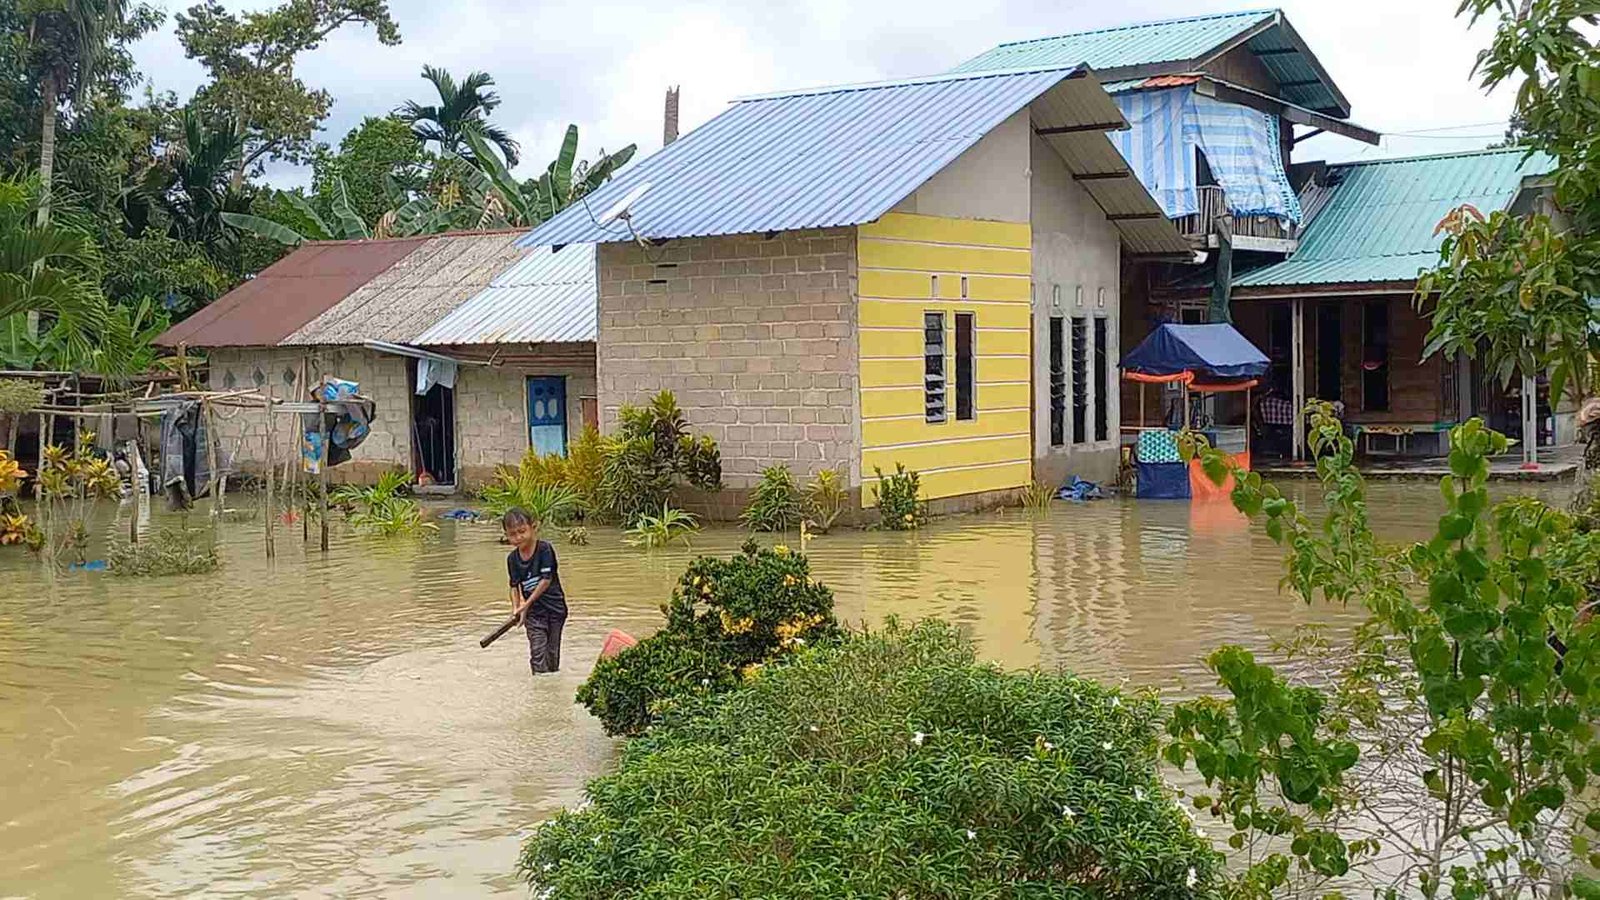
<box><xmin>600</xmin><ymin>391</ymin><xmax>721</xmax><ymax>527</ymax></box>
<box><xmin>220</xmin><ymin>176</ymin><xmax>369</xmax><ymax>245</ymax></box>
<box><xmin>564</xmin><ymin>426</ymin><xmax>606</xmax><ymax>520</ymax></box>
<box><xmin>1180</xmin><ymin>406</ymin><xmax>1600</xmax><ymax>897</ymax></box>
<box><xmin>533</xmin><ymin>620</ymin><xmax>1220</xmax><ymax>897</ymax></box>
<box><xmin>311</xmin><ymin>114</ymin><xmax>426</xmax><ymax>226</ymax></box>
<box><xmin>803</xmin><ymin>466</ymin><xmax>847</xmax><ymax>533</ymax></box>
<box><xmin>1020</xmin><ymin>480</ymin><xmax>1054</xmax><ymax>514</ymax></box>
<box><xmin>460</xmin><ymin>125</ymin><xmax>637</xmax><ymax>229</ymax></box>
<box><xmin>0</xmin><ymin>174</ymin><xmax>108</xmax><ymax>337</ymax></box>
<box><xmin>479</xmin><ymin>448</ymin><xmax>582</xmax><ymax>525</ymax></box>
<box><xmin>564</xmin><ymin>525</ymin><xmax>588</xmax><ymax>546</ymax></box>
<box><xmin>740</xmin><ymin>463</ymin><xmax>802</xmax><ymax>532</ymax></box>
<box><xmin>331</xmin><ymin>470</ymin><xmax>436</xmax><ymax>536</ymax></box>
<box><xmin>107</xmin><ymin>525</ymin><xmax>219</xmax><ymax>576</ymax></box>
<box><xmin>175</xmin><ymin>0</ymin><xmax>401</xmax><ymax>182</ymax></box>
<box><xmin>0</xmin><ymin>378</ymin><xmax>44</xmax><ymax>414</ymax></box>
<box><xmin>575</xmin><ymin>540</ymin><xmax>839</xmax><ymax>736</ymax></box>
<box><xmin>397</xmin><ymin>65</ymin><xmax>519</xmax><ymax>166</ymax></box>
<box><xmin>871</xmin><ymin>463</ymin><xmax>925</xmax><ymax>530</ymax></box>
<box><xmin>621</xmin><ymin>504</ymin><xmax>697</xmax><ymax>549</ymax></box>
<box><xmin>101</xmin><ymin>230</ymin><xmax>227</xmax><ymax>315</ymax></box>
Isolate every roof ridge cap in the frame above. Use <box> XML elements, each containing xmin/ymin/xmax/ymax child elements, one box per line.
<box><xmin>991</xmin><ymin>8</ymin><xmax>1276</xmax><ymax>51</ymax></box>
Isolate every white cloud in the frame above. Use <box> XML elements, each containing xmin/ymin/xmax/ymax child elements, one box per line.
<box><xmin>129</xmin><ymin>0</ymin><xmax>1519</xmax><ymax>187</ymax></box>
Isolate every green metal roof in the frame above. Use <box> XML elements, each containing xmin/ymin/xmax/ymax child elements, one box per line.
<box><xmin>952</xmin><ymin>9</ymin><xmax>1350</xmax><ymax>115</ymax></box>
<box><xmin>1230</xmin><ymin>148</ymin><xmax>1555</xmax><ymax>289</ymax></box>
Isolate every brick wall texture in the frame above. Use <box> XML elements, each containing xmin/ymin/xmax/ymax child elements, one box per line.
<box><xmin>597</xmin><ymin>229</ymin><xmax>859</xmax><ymax>488</ymax></box>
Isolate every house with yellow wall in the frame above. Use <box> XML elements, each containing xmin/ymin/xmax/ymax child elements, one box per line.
<box><xmin>522</xmin><ymin>65</ymin><xmax>1191</xmax><ymax>514</ymax></box>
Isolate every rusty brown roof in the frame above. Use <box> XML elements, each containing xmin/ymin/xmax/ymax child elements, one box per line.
<box><xmin>154</xmin><ymin>236</ymin><xmax>434</xmax><ymax>348</ymax></box>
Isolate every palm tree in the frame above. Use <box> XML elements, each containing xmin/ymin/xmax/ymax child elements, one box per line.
<box><xmin>25</xmin><ymin>0</ymin><xmax>127</xmax><ymax>224</ymax></box>
<box><xmin>397</xmin><ymin>65</ymin><xmax>520</xmax><ymax>167</ymax></box>
<box><xmin>222</xmin><ymin>177</ymin><xmax>370</xmax><ymax>246</ymax></box>
<box><xmin>127</xmin><ymin>109</ymin><xmax>252</xmax><ymax>257</ymax></box>
<box><xmin>0</xmin><ymin>175</ymin><xmax>108</xmax><ymax>360</ymax></box>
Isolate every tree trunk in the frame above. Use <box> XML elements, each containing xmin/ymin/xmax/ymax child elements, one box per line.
<box><xmin>38</xmin><ymin>73</ymin><xmax>58</xmax><ymax>227</ymax></box>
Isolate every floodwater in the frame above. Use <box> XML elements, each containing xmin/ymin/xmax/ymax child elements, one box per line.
<box><xmin>0</xmin><ymin>482</ymin><xmax>1543</xmax><ymax>897</ymax></box>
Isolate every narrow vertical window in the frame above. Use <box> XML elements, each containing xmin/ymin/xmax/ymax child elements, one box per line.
<box><xmin>1049</xmin><ymin>316</ymin><xmax>1065</xmax><ymax>446</ymax></box>
<box><xmin>955</xmin><ymin>312</ymin><xmax>975</xmax><ymax>421</ymax></box>
<box><xmin>1093</xmin><ymin>317</ymin><xmax>1109</xmax><ymax>442</ymax></box>
<box><xmin>1070</xmin><ymin>316</ymin><xmax>1088</xmax><ymax>444</ymax></box>
<box><xmin>924</xmin><ymin>311</ymin><xmax>946</xmax><ymax>423</ymax></box>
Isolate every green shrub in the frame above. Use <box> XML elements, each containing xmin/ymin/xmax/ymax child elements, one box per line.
<box><xmin>600</xmin><ymin>392</ymin><xmax>721</xmax><ymax>526</ymax></box>
<box><xmin>107</xmin><ymin>526</ymin><xmax>220</xmax><ymax>576</ymax></box>
<box><xmin>0</xmin><ymin>378</ymin><xmax>44</xmax><ymax>415</ymax></box>
<box><xmin>803</xmin><ymin>467</ymin><xmax>847</xmax><ymax>533</ymax></box>
<box><xmin>1020</xmin><ymin>480</ymin><xmax>1054</xmax><ymax>514</ymax></box>
<box><xmin>576</xmin><ymin>539</ymin><xmax>839</xmax><ymax>736</ymax></box>
<box><xmin>527</xmin><ymin>620</ymin><xmax>1221</xmax><ymax>897</ymax></box>
<box><xmin>565</xmin><ymin>426</ymin><xmax>607</xmax><ymax>519</ymax></box>
<box><xmin>332</xmin><ymin>471</ymin><xmax>436</xmax><ymax>536</ymax></box>
<box><xmin>740</xmin><ymin>464</ymin><xmax>802</xmax><ymax>532</ymax></box>
<box><xmin>871</xmin><ymin>463</ymin><xmax>925</xmax><ymax>530</ymax></box>
<box><xmin>621</xmin><ymin>504</ymin><xmax>698</xmax><ymax>549</ymax></box>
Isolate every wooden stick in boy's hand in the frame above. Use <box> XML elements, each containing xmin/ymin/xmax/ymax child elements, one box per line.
<box><xmin>480</xmin><ymin>612</ymin><xmax>522</xmax><ymax>649</ymax></box>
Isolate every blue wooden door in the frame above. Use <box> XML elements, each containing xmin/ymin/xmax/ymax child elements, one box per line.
<box><xmin>526</xmin><ymin>376</ymin><xmax>568</xmax><ymax>456</ymax></box>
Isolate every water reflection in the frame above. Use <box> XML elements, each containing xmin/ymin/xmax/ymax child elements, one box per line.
<box><xmin>0</xmin><ymin>483</ymin><xmax>1518</xmax><ymax>896</ymax></box>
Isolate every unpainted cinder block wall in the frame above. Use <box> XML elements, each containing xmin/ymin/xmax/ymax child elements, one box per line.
<box><xmin>596</xmin><ymin>229</ymin><xmax>860</xmax><ymax>511</ymax></box>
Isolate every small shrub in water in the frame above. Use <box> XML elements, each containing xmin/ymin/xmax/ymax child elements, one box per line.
<box><xmin>1020</xmin><ymin>480</ymin><xmax>1054</xmax><ymax>514</ymax></box>
<box><xmin>740</xmin><ymin>464</ymin><xmax>802</xmax><ymax>532</ymax></box>
<box><xmin>576</xmin><ymin>539</ymin><xmax>839</xmax><ymax>736</ymax></box>
<box><xmin>480</xmin><ymin>450</ymin><xmax>582</xmax><ymax>524</ymax></box>
<box><xmin>871</xmin><ymin>463</ymin><xmax>925</xmax><ymax>530</ymax></box>
<box><xmin>530</xmin><ymin>620</ymin><xmax>1220</xmax><ymax>896</ymax></box>
<box><xmin>564</xmin><ymin>525</ymin><xmax>589</xmax><ymax>546</ymax></box>
<box><xmin>622</xmin><ymin>504</ymin><xmax>698</xmax><ymax>549</ymax></box>
<box><xmin>333</xmin><ymin>471</ymin><xmax>436</xmax><ymax>536</ymax></box>
<box><xmin>803</xmin><ymin>467</ymin><xmax>847</xmax><ymax>533</ymax></box>
<box><xmin>107</xmin><ymin>526</ymin><xmax>220</xmax><ymax>576</ymax></box>
<box><xmin>600</xmin><ymin>391</ymin><xmax>722</xmax><ymax>526</ymax></box>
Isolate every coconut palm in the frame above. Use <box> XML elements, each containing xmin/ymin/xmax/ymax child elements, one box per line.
<box><xmin>24</xmin><ymin>0</ymin><xmax>128</xmax><ymax>224</ymax></box>
<box><xmin>397</xmin><ymin>65</ymin><xmax>520</xmax><ymax>167</ymax></box>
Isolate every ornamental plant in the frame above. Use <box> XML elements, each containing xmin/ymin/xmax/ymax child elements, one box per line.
<box><xmin>872</xmin><ymin>463</ymin><xmax>925</xmax><ymax>530</ymax></box>
<box><xmin>739</xmin><ymin>463</ymin><xmax>803</xmax><ymax>532</ymax></box>
<box><xmin>576</xmin><ymin>539</ymin><xmax>838</xmax><ymax>736</ymax></box>
<box><xmin>527</xmin><ymin>620</ymin><xmax>1222</xmax><ymax>898</ymax></box>
<box><xmin>599</xmin><ymin>391</ymin><xmax>721</xmax><ymax>527</ymax></box>
<box><xmin>1174</xmin><ymin>404</ymin><xmax>1600</xmax><ymax>898</ymax></box>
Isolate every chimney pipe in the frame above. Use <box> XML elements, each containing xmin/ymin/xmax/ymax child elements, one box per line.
<box><xmin>663</xmin><ymin>86</ymin><xmax>680</xmax><ymax>147</ymax></box>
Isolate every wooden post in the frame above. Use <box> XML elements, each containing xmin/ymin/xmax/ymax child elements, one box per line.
<box><xmin>300</xmin><ymin>356</ymin><xmax>310</xmax><ymax>542</ymax></box>
<box><xmin>1291</xmin><ymin>298</ymin><xmax>1306</xmax><ymax>462</ymax></box>
<box><xmin>1523</xmin><ymin>373</ymin><xmax>1540</xmax><ymax>467</ymax></box>
<box><xmin>1246</xmin><ymin>387</ymin><xmax>1253</xmax><ymax>462</ymax></box>
<box><xmin>264</xmin><ymin>391</ymin><xmax>276</xmax><ymax>559</ymax></box>
<box><xmin>36</xmin><ymin>410</ymin><xmax>46</xmax><ymax>533</ymax></box>
<box><xmin>1139</xmin><ymin>383</ymin><xmax>1146</xmax><ymax>429</ymax></box>
<box><xmin>128</xmin><ymin>436</ymin><xmax>139</xmax><ymax>544</ymax></box>
<box><xmin>318</xmin><ymin>398</ymin><xmax>330</xmax><ymax>553</ymax></box>
<box><xmin>204</xmin><ymin>400</ymin><xmax>220</xmax><ymax>528</ymax></box>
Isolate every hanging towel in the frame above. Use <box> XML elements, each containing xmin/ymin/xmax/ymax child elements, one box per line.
<box><xmin>416</xmin><ymin>357</ymin><xmax>458</xmax><ymax>395</ymax></box>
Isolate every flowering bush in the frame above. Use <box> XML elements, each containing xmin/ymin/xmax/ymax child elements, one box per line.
<box><xmin>872</xmin><ymin>463</ymin><xmax>925</xmax><ymax>530</ymax></box>
<box><xmin>576</xmin><ymin>539</ymin><xmax>839</xmax><ymax>736</ymax></box>
<box><xmin>528</xmin><ymin>620</ymin><xmax>1221</xmax><ymax>897</ymax></box>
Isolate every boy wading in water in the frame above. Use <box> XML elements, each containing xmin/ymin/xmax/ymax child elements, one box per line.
<box><xmin>503</xmin><ymin>508</ymin><xmax>567</xmax><ymax>675</ymax></box>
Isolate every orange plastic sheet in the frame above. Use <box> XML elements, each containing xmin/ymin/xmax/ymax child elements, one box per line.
<box><xmin>1188</xmin><ymin>450</ymin><xmax>1250</xmax><ymax>503</ymax></box>
<box><xmin>1123</xmin><ymin>370</ymin><xmax>1195</xmax><ymax>385</ymax></box>
<box><xmin>1189</xmin><ymin>378</ymin><xmax>1259</xmax><ymax>394</ymax></box>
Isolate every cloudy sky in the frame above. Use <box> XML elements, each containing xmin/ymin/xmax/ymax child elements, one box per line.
<box><xmin>128</xmin><ymin>0</ymin><xmax>1516</xmax><ymax>188</ymax></box>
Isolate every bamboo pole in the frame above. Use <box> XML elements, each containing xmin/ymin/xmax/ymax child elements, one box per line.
<box><xmin>264</xmin><ymin>389</ymin><xmax>276</xmax><ymax>559</ymax></box>
<box><xmin>205</xmin><ymin>400</ymin><xmax>220</xmax><ymax>527</ymax></box>
<box><xmin>300</xmin><ymin>356</ymin><xmax>310</xmax><ymax>542</ymax></box>
<box><xmin>37</xmin><ymin>410</ymin><xmax>47</xmax><ymax>533</ymax></box>
<box><xmin>318</xmin><ymin>398</ymin><xmax>330</xmax><ymax>553</ymax></box>
<box><xmin>128</xmin><ymin>432</ymin><xmax>139</xmax><ymax>544</ymax></box>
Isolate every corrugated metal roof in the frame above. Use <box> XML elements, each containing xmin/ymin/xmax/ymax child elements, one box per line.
<box><xmin>951</xmin><ymin>10</ymin><xmax>1273</xmax><ymax>73</ymax></box>
<box><xmin>415</xmin><ymin>244</ymin><xmax>596</xmax><ymax>345</ymax></box>
<box><xmin>1230</xmin><ymin>148</ymin><xmax>1554</xmax><ymax>289</ymax></box>
<box><xmin>520</xmin><ymin>66</ymin><xmax>1191</xmax><ymax>257</ymax></box>
<box><xmin>154</xmin><ymin>237</ymin><xmax>431</xmax><ymax>348</ymax></box>
<box><xmin>953</xmin><ymin>9</ymin><xmax>1349</xmax><ymax>116</ymax></box>
<box><xmin>282</xmin><ymin>231</ymin><xmax>531</xmax><ymax>345</ymax></box>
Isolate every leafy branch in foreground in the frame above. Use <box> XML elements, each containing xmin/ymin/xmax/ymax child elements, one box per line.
<box><xmin>1174</xmin><ymin>405</ymin><xmax>1600</xmax><ymax>898</ymax></box>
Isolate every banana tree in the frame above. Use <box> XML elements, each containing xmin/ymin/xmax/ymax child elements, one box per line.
<box><xmin>464</xmin><ymin>126</ymin><xmax>635</xmax><ymax>227</ymax></box>
<box><xmin>221</xmin><ymin>176</ymin><xmax>369</xmax><ymax>245</ymax></box>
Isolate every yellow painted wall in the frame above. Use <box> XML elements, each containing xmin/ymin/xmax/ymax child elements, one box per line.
<box><xmin>857</xmin><ymin>212</ymin><xmax>1032</xmax><ymax>503</ymax></box>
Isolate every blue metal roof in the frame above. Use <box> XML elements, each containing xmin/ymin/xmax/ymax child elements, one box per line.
<box><xmin>520</xmin><ymin>67</ymin><xmax>1089</xmax><ymax>248</ymax></box>
<box><xmin>952</xmin><ymin>10</ymin><xmax>1273</xmax><ymax>73</ymax></box>
<box><xmin>953</xmin><ymin>9</ymin><xmax>1349</xmax><ymax>116</ymax></box>
<box><xmin>415</xmin><ymin>243</ymin><xmax>596</xmax><ymax>345</ymax></box>
<box><xmin>1230</xmin><ymin>148</ymin><xmax>1554</xmax><ymax>289</ymax></box>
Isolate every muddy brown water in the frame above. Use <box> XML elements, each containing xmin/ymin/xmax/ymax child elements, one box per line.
<box><xmin>0</xmin><ymin>483</ymin><xmax>1553</xmax><ymax>897</ymax></box>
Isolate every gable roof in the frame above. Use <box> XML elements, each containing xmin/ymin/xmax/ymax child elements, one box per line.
<box><xmin>1228</xmin><ymin>148</ymin><xmax>1555</xmax><ymax>290</ymax></box>
<box><xmin>154</xmin><ymin>236</ymin><xmax>431</xmax><ymax>348</ymax></box>
<box><xmin>281</xmin><ymin>231</ymin><xmax>529</xmax><ymax>345</ymax></box>
<box><xmin>953</xmin><ymin>9</ymin><xmax>1350</xmax><ymax>117</ymax></box>
<box><xmin>415</xmin><ymin>243</ymin><xmax>597</xmax><ymax>345</ymax></box>
<box><xmin>520</xmin><ymin>66</ymin><xmax>1191</xmax><ymax>258</ymax></box>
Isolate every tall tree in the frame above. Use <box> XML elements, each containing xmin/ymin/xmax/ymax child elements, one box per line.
<box><xmin>174</xmin><ymin>0</ymin><xmax>400</xmax><ymax>190</ymax></box>
<box><xmin>22</xmin><ymin>0</ymin><xmax>128</xmax><ymax>223</ymax></box>
<box><xmin>397</xmin><ymin>65</ymin><xmax>520</xmax><ymax>166</ymax></box>
<box><xmin>311</xmin><ymin>114</ymin><xmax>427</xmax><ymax>226</ymax></box>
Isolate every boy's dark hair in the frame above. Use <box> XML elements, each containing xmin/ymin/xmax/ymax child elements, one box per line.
<box><xmin>502</xmin><ymin>507</ymin><xmax>536</xmax><ymax>529</ymax></box>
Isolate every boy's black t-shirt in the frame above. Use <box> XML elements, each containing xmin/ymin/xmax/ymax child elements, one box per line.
<box><xmin>507</xmin><ymin>540</ymin><xmax>567</xmax><ymax>619</ymax></box>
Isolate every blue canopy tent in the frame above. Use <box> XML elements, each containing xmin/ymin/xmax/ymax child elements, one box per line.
<box><xmin>1119</xmin><ymin>324</ymin><xmax>1269</xmax><ymax>499</ymax></box>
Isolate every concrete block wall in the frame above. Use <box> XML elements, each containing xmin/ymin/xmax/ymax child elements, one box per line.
<box><xmin>597</xmin><ymin>229</ymin><xmax>859</xmax><ymax>488</ymax></box>
<box><xmin>453</xmin><ymin>363</ymin><xmax>597</xmax><ymax>488</ymax></box>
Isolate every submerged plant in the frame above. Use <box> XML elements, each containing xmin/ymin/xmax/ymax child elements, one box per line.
<box><xmin>740</xmin><ymin>464</ymin><xmax>802</xmax><ymax>533</ymax></box>
<box><xmin>107</xmin><ymin>526</ymin><xmax>220</xmax><ymax>577</ymax></box>
<box><xmin>36</xmin><ymin>434</ymin><xmax>121</xmax><ymax>564</ymax></box>
<box><xmin>600</xmin><ymin>391</ymin><xmax>722</xmax><ymax>526</ymax></box>
<box><xmin>871</xmin><ymin>463</ymin><xmax>924</xmax><ymax>531</ymax></box>
<box><xmin>803</xmin><ymin>467</ymin><xmax>847</xmax><ymax>533</ymax></box>
<box><xmin>565</xmin><ymin>525</ymin><xmax>589</xmax><ymax>546</ymax></box>
<box><xmin>332</xmin><ymin>471</ymin><xmax>436</xmax><ymax>537</ymax></box>
<box><xmin>622</xmin><ymin>504</ymin><xmax>698</xmax><ymax>549</ymax></box>
<box><xmin>480</xmin><ymin>448</ymin><xmax>582</xmax><ymax>523</ymax></box>
<box><xmin>1020</xmin><ymin>480</ymin><xmax>1054</xmax><ymax>514</ymax></box>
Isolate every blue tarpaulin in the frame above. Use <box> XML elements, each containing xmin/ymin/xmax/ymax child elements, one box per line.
<box><xmin>1119</xmin><ymin>324</ymin><xmax>1269</xmax><ymax>379</ymax></box>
